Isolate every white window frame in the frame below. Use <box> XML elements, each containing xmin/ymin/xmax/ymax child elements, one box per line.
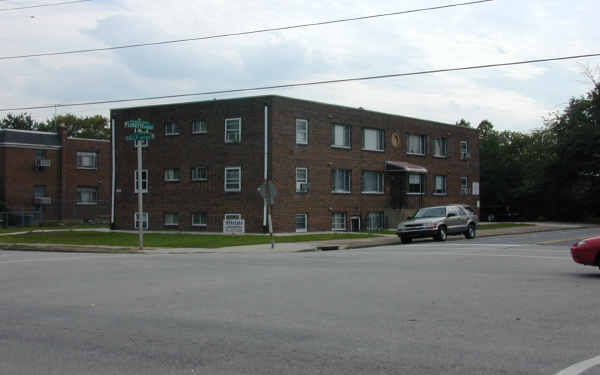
<box><xmin>407</xmin><ymin>134</ymin><xmax>427</xmax><ymax>155</ymax></box>
<box><xmin>366</xmin><ymin>212</ymin><xmax>385</xmax><ymax>231</ymax></box>
<box><xmin>134</xmin><ymin>169</ymin><xmax>148</xmax><ymax>193</ymax></box>
<box><xmin>296</xmin><ymin>168</ymin><xmax>308</xmax><ymax>193</ymax></box>
<box><xmin>191</xmin><ymin>166</ymin><xmax>208</xmax><ymax>181</ymax></box>
<box><xmin>164</xmin><ymin>168</ymin><xmax>180</xmax><ymax>182</ymax></box>
<box><xmin>164</xmin><ymin>121</ymin><xmax>180</xmax><ymax>136</ymax></box>
<box><xmin>295</xmin><ymin>213</ymin><xmax>307</xmax><ymax>233</ymax></box>
<box><xmin>433</xmin><ymin>137</ymin><xmax>448</xmax><ymax>158</ymax></box>
<box><xmin>331</xmin><ymin>169</ymin><xmax>352</xmax><ymax>194</ymax></box>
<box><xmin>296</xmin><ymin>119</ymin><xmax>308</xmax><ymax>145</ymax></box>
<box><xmin>224</xmin><ymin>117</ymin><xmax>242</xmax><ymax>144</ymax></box>
<box><xmin>331</xmin><ymin>124</ymin><xmax>351</xmax><ymax>149</ymax></box>
<box><xmin>76</xmin><ymin>186</ymin><xmax>98</xmax><ymax>205</ymax></box>
<box><xmin>362</xmin><ymin>128</ymin><xmax>384</xmax><ymax>152</ymax></box>
<box><xmin>192</xmin><ymin>120</ymin><xmax>207</xmax><ymax>134</ymax></box>
<box><xmin>461</xmin><ymin>177</ymin><xmax>469</xmax><ymax>195</ymax></box>
<box><xmin>331</xmin><ymin>212</ymin><xmax>347</xmax><ymax>231</ymax></box>
<box><xmin>164</xmin><ymin>212</ymin><xmax>179</xmax><ymax>226</ymax></box>
<box><xmin>76</xmin><ymin>152</ymin><xmax>98</xmax><ymax>169</ymax></box>
<box><xmin>192</xmin><ymin>213</ymin><xmax>208</xmax><ymax>227</ymax></box>
<box><xmin>433</xmin><ymin>175</ymin><xmax>448</xmax><ymax>195</ymax></box>
<box><xmin>134</xmin><ymin>212</ymin><xmax>148</xmax><ymax>230</ymax></box>
<box><xmin>407</xmin><ymin>173</ymin><xmax>425</xmax><ymax>195</ymax></box>
<box><xmin>224</xmin><ymin>166</ymin><xmax>242</xmax><ymax>192</ymax></box>
<box><xmin>361</xmin><ymin>170</ymin><xmax>384</xmax><ymax>194</ymax></box>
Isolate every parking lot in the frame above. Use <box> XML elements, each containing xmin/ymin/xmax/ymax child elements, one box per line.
<box><xmin>1</xmin><ymin>228</ymin><xmax>599</xmax><ymax>374</ymax></box>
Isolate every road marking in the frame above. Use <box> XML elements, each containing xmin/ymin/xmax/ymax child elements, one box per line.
<box><xmin>555</xmin><ymin>354</ymin><xmax>600</xmax><ymax>375</ymax></box>
<box><xmin>0</xmin><ymin>253</ymin><xmax>136</xmax><ymax>264</ymax></box>
<box><xmin>536</xmin><ymin>237</ymin><xmax>585</xmax><ymax>245</ymax></box>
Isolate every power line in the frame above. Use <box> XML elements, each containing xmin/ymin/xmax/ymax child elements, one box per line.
<box><xmin>2</xmin><ymin>53</ymin><xmax>599</xmax><ymax>112</ymax></box>
<box><xmin>0</xmin><ymin>0</ymin><xmax>91</xmax><ymax>11</ymax></box>
<box><xmin>0</xmin><ymin>0</ymin><xmax>492</xmax><ymax>61</ymax></box>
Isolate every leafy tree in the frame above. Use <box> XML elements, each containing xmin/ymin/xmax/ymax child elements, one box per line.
<box><xmin>0</xmin><ymin>113</ymin><xmax>41</xmax><ymax>130</ymax></box>
<box><xmin>455</xmin><ymin>118</ymin><xmax>472</xmax><ymax>128</ymax></box>
<box><xmin>43</xmin><ymin>114</ymin><xmax>110</xmax><ymax>140</ymax></box>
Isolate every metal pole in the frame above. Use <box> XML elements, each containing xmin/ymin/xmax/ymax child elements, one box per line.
<box><xmin>137</xmin><ymin>140</ymin><xmax>143</xmax><ymax>249</ymax></box>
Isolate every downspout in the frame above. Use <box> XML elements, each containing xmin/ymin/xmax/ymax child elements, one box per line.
<box><xmin>111</xmin><ymin>118</ymin><xmax>115</xmax><ymax>226</ymax></box>
<box><xmin>263</xmin><ymin>105</ymin><xmax>268</xmax><ymax>229</ymax></box>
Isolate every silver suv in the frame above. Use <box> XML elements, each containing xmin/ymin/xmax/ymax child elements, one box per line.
<box><xmin>396</xmin><ymin>204</ymin><xmax>479</xmax><ymax>244</ymax></box>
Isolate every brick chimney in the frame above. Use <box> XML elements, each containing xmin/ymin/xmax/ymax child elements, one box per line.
<box><xmin>57</xmin><ymin>122</ymin><xmax>67</xmax><ymax>145</ymax></box>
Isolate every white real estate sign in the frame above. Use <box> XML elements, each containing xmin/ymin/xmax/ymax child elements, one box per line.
<box><xmin>472</xmin><ymin>182</ymin><xmax>480</xmax><ymax>196</ymax></box>
<box><xmin>223</xmin><ymin>219</ymin><xmax>245</xmax><ymax>234</ymax></box>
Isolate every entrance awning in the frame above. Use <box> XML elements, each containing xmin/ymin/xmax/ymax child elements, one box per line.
<box><xmin>385</xmin><ymin>161</ymin><xmax>428</xmax><ymax>174</ymax></box>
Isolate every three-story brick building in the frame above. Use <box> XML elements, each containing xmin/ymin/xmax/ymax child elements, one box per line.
<box><xmin>111</xmin><ymin>95</ymin><xmax>479</xmax><ymax>233</ymax></box>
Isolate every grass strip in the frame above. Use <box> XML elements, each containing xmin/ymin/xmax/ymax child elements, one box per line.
<box><xmin>0</xmin><ymin>231</ymin><xmax>376</xmax><ymax>249</ymax></box>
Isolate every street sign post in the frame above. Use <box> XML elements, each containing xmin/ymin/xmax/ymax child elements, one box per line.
<box><xmin>258</xmin><ymin>181</ymin><xmax>276</xmax><ymax>248</ymax></box>
<box><xmin>125</xmin><ymin>119</ymin><xmax>154</xmax><ymax>250</ymax></box>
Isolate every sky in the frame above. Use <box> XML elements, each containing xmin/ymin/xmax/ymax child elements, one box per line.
<box><xmin>1</xmin><ymin>0</ymin><xmax>599</xmax><ymax>133</ymax></box>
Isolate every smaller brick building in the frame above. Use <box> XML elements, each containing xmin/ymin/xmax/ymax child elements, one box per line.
<box><xmin>112</xmin><ymin>95</ymin><xmax>480</xmax><ymax>233</ymax></box>
<box><xmin>0</xmin><ymin>126</ymin><xmax>111</xmax><ymax>224</ymax></box>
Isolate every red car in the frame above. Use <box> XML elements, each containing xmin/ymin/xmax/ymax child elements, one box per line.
<box><xmin>571</xmin><ymin>236</ymin><xmax>600</xmax><ymax>269</ymax></box>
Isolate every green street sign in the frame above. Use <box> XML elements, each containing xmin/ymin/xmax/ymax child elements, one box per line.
<box><xmin>125</xmin><ymin>120</ymin><xmax>154</xmax><ymax>130</ymax></box>
<box><xmin>125</xmin><ymin>132</ymin><xmax>154</xmax><ymax>142</ymax></box>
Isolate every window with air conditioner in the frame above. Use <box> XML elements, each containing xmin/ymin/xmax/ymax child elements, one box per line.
<box><xmin>296</xmin><ymin>168</ymin><xmax>308</xmax><ymax>192</ymax></box>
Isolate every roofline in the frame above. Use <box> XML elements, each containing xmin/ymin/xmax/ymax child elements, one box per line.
<box><xmin>0</xmin><ymin>128</ymin><xmax>57</xmax><ymax>135</ymax></box>
<box><xmin>109</xmin><ymin>94</ymin><xmax>476</xmax><ymax>133</ymax></box>
<box><xmin>0</xmin><ymin>143</ymin><xmax>62</xmax><ymax>150</ymax></box>
<box><xmin>67</xmin><ymin>136</ymin><xmax>110</xmax><ymax>143</ymax></box>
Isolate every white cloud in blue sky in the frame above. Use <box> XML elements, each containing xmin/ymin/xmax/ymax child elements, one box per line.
<box><xmin>0</xmin><ymin>0</ymin><xmax>599</xmax><ymax>132</ymax></box>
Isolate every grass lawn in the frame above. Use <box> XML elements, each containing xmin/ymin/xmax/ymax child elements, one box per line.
<box><xmin>0</xmin><ymin>231</ymin><xmax>377</xmax><ymax>249</ymax></box>
<box><xmin>0</xmin><ymin>224</ymin><xmax>108</xmax><ymax>234</ymax></box>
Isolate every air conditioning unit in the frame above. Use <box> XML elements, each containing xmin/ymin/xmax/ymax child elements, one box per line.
<box><xmin>34</xmin><ymin>159</ymin><xmax>51</xmax><ymax>169</ymax></box>
<box><xmin>298</xmin><ymin>183</ymin><xmax>310</xmax><ymax>192</ymax></box>
<box><xmin>33</xmin><ymin>196</ymin><xmax>52</xmax><ymax>205</ymax></box>
<box><xmin>460</xmin><ymin>152</ymin><xmax>471</xmax><ymax>160</ymax></box>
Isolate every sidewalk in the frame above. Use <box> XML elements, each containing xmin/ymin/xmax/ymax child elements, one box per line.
<box><xmin>0</xmin><ymin>222</ymin><xmax>593</xmax><ymax>254</ymax></box>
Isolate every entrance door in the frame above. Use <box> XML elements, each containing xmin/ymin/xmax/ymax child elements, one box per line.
<box><xmin>350</xmin><ymin>216</ymin><xmax>360</xmax><ymax>232</ymax></box>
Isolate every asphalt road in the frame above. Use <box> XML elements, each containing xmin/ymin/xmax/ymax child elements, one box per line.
<box><xmin>1</xmin><ymin>227</ymin><xmax>600</xmax><ymax>375</ymax></box>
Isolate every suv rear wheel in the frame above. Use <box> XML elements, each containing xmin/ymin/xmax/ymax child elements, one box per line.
<box><xmin>400</xmin><ymin>235</ymin><xmax>412</xmax><ymax>244</ymax></box>
<box><xmin>464</xmin><ymin>223</ymin><xmax>476</xmax><ymax>239</ymax></box>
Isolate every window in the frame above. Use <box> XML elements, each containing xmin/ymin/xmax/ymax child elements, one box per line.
<box><xmin>164</xmin><ymin>212</ymin><xmax>179</xmax><ymax>226</ymax></box>
<box><xmin>460</xmin><ymin>141</ymin><xmax>470</xmax><ymax>159</ymax></box>
<box><xmin>407</xmin><ymin>134</ymin><xmax>427</xmax><ymax>155</ymax></box>
<box><xmin>134</xmin><ymin>169</ymin><xmax>148</xmax><ymax>193</ymax></box>
<box><xmin>34</xmin><ymin>185</ymin><xmax>47</xmax><ymax>198</ymax></box>
<box><xmin>366</xmin><ymin>212</ymin><xmax>384</xmax><ymax>231</ymax></box>
<box><xmin>332</xmin><ymin>212</ymin><xmax>346</xmax><ymax>231</ymax></box>
<box><xmin>224</xmin><ymin>213</ymin><xmax>242</xmax><ymax>221</ymax></box>
<box><xmin>407</xmin><ymin>174</ymin><xmax>425</xmax><ymax>194</ymax></box>
<box><xmin>224</xmin><ymin>167</ymin><xmax>241</xmax><ymax>192</ymax></box>
<box><xmin>296</xmin><ymin>119</ymin><xmax>308</xmax><ymax>145</ymax></box>
<box><xmin>331</xmin><ymin>169</ymin><xmax>351</xmax><ymax>193</ymax></box>
<box><xmin>434</xmin><ymin>175</ymin><xmax>447</xmax><ymax>195</ymax></box>
<box><xmin>134</xmin><ymin>212</ymin><xmax>148</xmax><ymax>230</ymax></box>
<box><xmin>225</xmin><ymin>118</ymin><xmax>242</xmax><ymax>143</ymax></box>
<box><xmin>164</xmin><ymin>168</ymin><xmax>180</xmax><ymax>182</ymax></box>
<box><xmin>296</xmin><ymin>213</ymin><xmax>307</xmax><ymax>232</ymax></box>
<box><xmin>77</xmin><ymin>187</ymin><xmax>98</xmax><ymax>205</ymax></box>
<box><xmin>433</xmin><ymin>137</ymin><xmax>448</xmax><ymax>157</ymax></box>
<box><xmin>461</xmin><ymin>177</ymin><xmax>469</xmax><ymax>195</ymax></box>
<box><xmin>77</xmin><ymin>152</ymin><xmax>97</xmax><ymax>169</ymax></box>
<box><xmin>192</xmin><ymin>120</ymin><xmax>207</xmax><ymax>134</ymax></box>
<box><xmin>192</xmin><ymin>213</ymin><xmax>207</xmax><ymax>226</ymax></box>
<box><xmin>331</xmin><ymin>124</ymin><xmax>351</xmax><ymax>148</ymax></box>
<box><xmin>361</xmin><ymin>171</ymin><xmax>384</xmax><ymax>194</ymax></box>
<box><xmin>362</xmin><ymin>128</ymin><xmax>384</xmax><ymax>151</ymax></box>
<box><xmin>165</xmin><ymin>121</ymin><xmax>180</xmax><ymax>136</ymax></box>
<box><xmin>191</xmin><ymin>166</ymin><xmax>208</xmax><ymax>181</ymax></box>
<box><xmin>296</xmin><ymin>168</ymin><xmax>308</xmax><ymax>192</ymax></box>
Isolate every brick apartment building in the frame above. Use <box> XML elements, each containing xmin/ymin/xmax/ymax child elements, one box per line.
<box><xmin>0</xmin><ymin>126</ymin><xmax>111</xmax><ymax>224</ymax></box>
<box><xmin>111</xmin><ymin>95</ymin><xmax>479</xmax><ymax>233</ymax></box>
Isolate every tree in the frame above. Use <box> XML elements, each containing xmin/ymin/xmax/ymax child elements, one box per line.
<box><xmin>0</xmin><ymin>113</ymin><xmax>41</xmax><ymax>130</ymax></box>
<box><xmin>455</xmin><ymin>118</ymin><xmax>472</xmax><ymax>128</ymax></box>
<box><xmin>43</xmin><ymin>114</ymin><xmax>110</xmax><ymax>140</ymax></box>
